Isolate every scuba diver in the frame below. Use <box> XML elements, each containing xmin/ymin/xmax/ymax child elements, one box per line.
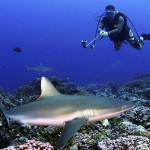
<box><xmin>98</xmin><ymin>5</ymin><xmax>149</xmax><ymax>50</ymax></box>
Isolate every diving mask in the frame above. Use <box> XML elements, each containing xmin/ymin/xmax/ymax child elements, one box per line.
<box><xmin>105</xmin><ymin>10</ymin><xmax>115</xmax><ymax>18</ymax></box>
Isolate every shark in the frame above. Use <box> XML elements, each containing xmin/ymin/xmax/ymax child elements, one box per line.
<box><xmin>25</xmin><ymin>63</ymin><xmax>53</xmax><ymax>72</ymax></box>
<box><xmin>0</xmin><ymin>77</ymin><xmax>135</xmax><ymax>149</ymax></box>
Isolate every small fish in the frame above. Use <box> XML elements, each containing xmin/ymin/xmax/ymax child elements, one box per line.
<box><xmin>70</xmin><ymin>144</ymin><xmax>78</xmax><ymax>150</ymax></box>
<box><xmin>102</xmin><ymin>119</ymin><xmax>110</xmax><ymax>127</ymax></box>
<box><xmin>13</xmin><ymin>47</ymin><xmax>22</xmax><ymax>52</ymax></box>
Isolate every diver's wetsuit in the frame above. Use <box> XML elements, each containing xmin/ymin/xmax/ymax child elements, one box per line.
<box><xmin>99</xmin><ymin>12</ymin><xmax>142</xmax><ymax>50</ymax></box>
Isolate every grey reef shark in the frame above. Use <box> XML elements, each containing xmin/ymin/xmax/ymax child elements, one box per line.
<box><xmin>0</xmin><ymin>77</ymin><xmax>136</xmax><ymax>149</ymax></box>
<box><xmin>25</xmin><ymin>63</ymin><xmax>53</xmax><ymax>72</ymax></box>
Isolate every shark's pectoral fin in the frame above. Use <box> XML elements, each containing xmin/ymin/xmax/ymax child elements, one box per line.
<box><xmin>56</xmin><ymin>118</ymin><xmax>87</xmax><ymax>148</ymax></box>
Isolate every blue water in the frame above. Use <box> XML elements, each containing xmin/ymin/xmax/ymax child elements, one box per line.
<box><xmin>0</xmin><ymin>0</ymin><xmax>150</xmax><ymax>92</ymax></box>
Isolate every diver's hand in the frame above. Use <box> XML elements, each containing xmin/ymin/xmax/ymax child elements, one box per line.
<box><xmin>100</xmin><ymin>30</ymin><xmax>109</xmax><ymax>37</ymax></box>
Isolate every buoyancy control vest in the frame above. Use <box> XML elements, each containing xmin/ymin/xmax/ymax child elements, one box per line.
<box><xmin>102</xmin><ymin>11</ymin><xmax>129</xmax><ymax>40</ymax></box>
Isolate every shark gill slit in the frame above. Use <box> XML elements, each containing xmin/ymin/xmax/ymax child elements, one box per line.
<box><xmin>82</xmin><ymin>109</ymin><xmax>95</xmax><ymax>118</ymax></box>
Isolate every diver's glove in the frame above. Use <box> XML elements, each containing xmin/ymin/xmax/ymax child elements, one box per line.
<box><xmin>100</xmin><ymin>30</ymin><xmax>109</xmax><ymax>37</ymax></box>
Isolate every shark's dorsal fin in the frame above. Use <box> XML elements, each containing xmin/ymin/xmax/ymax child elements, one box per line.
<box><xmin>38</xmin><ymin>77</ymin><xmax>60</xmax><ymax>100</ymax></box>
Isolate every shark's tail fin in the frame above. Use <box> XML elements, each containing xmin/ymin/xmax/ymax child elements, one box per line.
<box><xmin>0</xmin><ymin>102</ymin><xmax>10</xmax><ymax>129</ymax></box>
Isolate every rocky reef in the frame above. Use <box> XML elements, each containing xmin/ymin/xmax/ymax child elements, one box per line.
<box><xmin>0</xmin><ymin>74</ymin><xmax>150</xmax><ymax>150</ymax></box>
<box><xmin>98</xmin><ymin>136</ymin><xmax>149</xmax><ymax>150</ymax></box>
<box><xmin>3</xmin><ymin>140</ymin><xmax>53</xmax><ymax>150</ymax></box>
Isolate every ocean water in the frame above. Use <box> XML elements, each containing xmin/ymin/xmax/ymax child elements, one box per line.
<box><xmin>0</xmin><ymin>0</ymin><xmax>150</xmax><ymax>92</ymax></box>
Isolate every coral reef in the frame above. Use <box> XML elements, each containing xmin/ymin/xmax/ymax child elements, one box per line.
<box><xmin>120</xmin><ymin>106</ymin><xmax>150</xmax><ymax>129</ymax></box>
<box><xmin>85</xmin><ymin>80</ymin><xmax>119</xmax><ymax>97</ymax></box>
<box><xmin>134</xmin><ymin>73</ymin><xmax>150</xmax><ymax>80</ymax></box>
<box><xmin>120</xmin><ymin>75</ymin><xmax>150</xmax><ymax>101</ymax></box>
<box><xmin>143</xmin><ymin>88</ymin><xmax>150</xmax><ymax>99</ymax></box>
<box><xmin>98</xmin><ymin>136</ymin><xmax>150</xmax><ymax>150</ymax></box>
<box><xmin>3</xmin><ymin>140</ymin><xmax>53</xmax><ymax>150</ymax></box>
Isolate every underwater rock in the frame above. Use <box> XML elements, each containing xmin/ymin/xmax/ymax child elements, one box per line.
<box><xmin>11</xmin><ymin>78</ymin><xmax>41</xmax><ymax>99</ymax></box>
<box><xmin>0</xmin><ymin>87</ymin><xmax>7</xmax><ymax>98</ymax></box>
<box><xmin>49</xmin><ymin>76</ymin><xmax>65</xmax><ymax>87</ymax></box>
<box><xmin>3</xmin><ymin>140</ymin><xmax>53</xmax><ymax>150</ymax></box>
<box><xmin>0</xmin><ymin>86</ymin><xmax>8</xmax><ymax>105</ymax></box>
<box><xmin>134</xmin><ymin>73</ymin><xmax>150</xmax><ymax>80</ymax></box>
<box><xmin>106</xmin><ymin>81</ymin><xmax>119</xmax><ymax>95</ymax></box>
<box><xmin>118</xmin><ymin>121</ymin><xmax>150</xmax><ymax>138</ymax></box>
<box><xmin>121</xmin><ymin>80</ymin><xmax>144</xmax><ymax>93</ymax></box>
<box><xmin>78</xmin><ymin>87</ymin><xmax>91</xmax><ymax>96</ymax></box>
<box><xmin>120</xmin><ymin>106</ymin><xmax>150</xmax><ymax>128</ymax></box>
<box><xmin>49</xmin><ymin>76</ymin><xmax>79</xmax><ymax>94</ymax></box>
<box><xmin>143</xmin><ymin>88</ymin><xmax>150</xmax><ymax>99</ymax></box>
<box><xmin>86</xmin><ymin>83</ymin><xmax>102</xmax><ymax>93</ymax></box>
<box><xmin>98</xmin><ymin>135</ymin><xmax>150</xmax><ymax>150</ymax></box>
<box><xmin>120</xmin><ymin>77</ymin><xmax>150</xmax><ymax>100</ymax></box>
<box><xmin>57</xmin><ymin>83</ymin><xmax>79</xmax><ymax>94</ymax></box>
<box><xmin>119</xmin><ymin>121</ymin><xmax>138</xmax><ymax>132</ymax></box>
<box><xmin>85</xmin><ymin>81</ymin><xmax>119</xmax><ymax>97</ymax></box>
<box><xmin>131</xmin><ymin>125</ymin><xmax>150</xmax><ymax>138</ymax></box>
<box><xmin>0</xmin><ymin>87</ymin><xmax>16</xmax><ymax>109</ymax></box>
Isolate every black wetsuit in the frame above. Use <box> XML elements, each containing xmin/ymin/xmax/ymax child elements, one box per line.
<box><xmin>99</xmin><ymin>11</ymin><xmax>142</xmax><ymax>50</ymax></box>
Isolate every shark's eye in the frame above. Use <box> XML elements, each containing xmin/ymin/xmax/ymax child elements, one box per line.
<box><xmin>121</xmin><ymin>106</ymin><xmax>126</xmax><ymax>110</ymax></box>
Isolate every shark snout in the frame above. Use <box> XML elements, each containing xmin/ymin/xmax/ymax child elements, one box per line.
<box><xmin>123</xmin><ymin>101</ymin><xmax>136</xmax><ymax>110</ymax></box>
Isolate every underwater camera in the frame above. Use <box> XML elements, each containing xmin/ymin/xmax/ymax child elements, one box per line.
<box><xmin>81</xmin><ymin>40</ymin><xmax>87</xmax><ymax>48</ymax></box>
<box><xmin>81</xmin><ymin>34</ymin><xmax>101</xmax><ymax>49</ymax></box>
<box><xmin>81</xmin><ymin>40</ymin><xmax>95</xmax><ymax>49</ymax></box>
<box><xmin>90</xmin><ymin>45</ymin><xmax>94</xmax><ymax>49</ymax></box>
